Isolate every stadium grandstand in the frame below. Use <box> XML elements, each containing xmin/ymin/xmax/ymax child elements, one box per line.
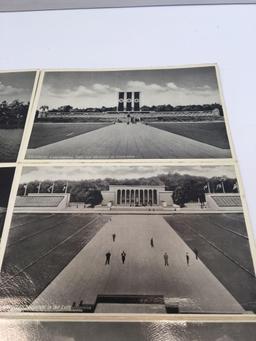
<box><xmin>15</xmin><ymin>193</ymin><xmax>70</xmax><ymax>211</ymax></box>
<box><xmin>206</xmin><ymin>193</ymin><xmax>242</xmax><ymax>211</ymax></box>
<box><xmin>13</xmin><ymin>191</ymin><xmax>243</xmax><ymax>213</ymax></box>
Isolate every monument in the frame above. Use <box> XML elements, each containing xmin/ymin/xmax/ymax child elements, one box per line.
<box><xmin>118</xmin><ymin>91</ymin><xmax>140</xmax><ymax>112</ymax></box>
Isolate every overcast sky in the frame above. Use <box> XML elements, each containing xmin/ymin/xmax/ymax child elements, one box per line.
<box><xmin>38</xmin><ymin>67</ymin><xmax>221</xmax><ymax>109</ymax></box>
<box><xmin>0</xmin><ymin>72</ymin><xmax>36</xmax><ymax>103</ymax></box>
<box><xmin>20</xmin><ymin>165</ymin><xmax>236</xmax><ymax>183</ymax></box>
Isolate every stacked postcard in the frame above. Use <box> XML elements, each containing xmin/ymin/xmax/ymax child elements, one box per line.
<box><xmin>0</xmin><ymin>66</ymin><xmax>255</xmax><ymax>339</ymax></box>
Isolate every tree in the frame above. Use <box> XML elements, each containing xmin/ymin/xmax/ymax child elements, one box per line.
<box><xmin>40</xmin><ymin>105</ymin><xmax>49</xmax><ymax>113</ymax></box>
<box><xmin>84</xmin><ymin>190</ymin><xmax>103</xmax><ymax>207</ymax></box>
<box><xmin>172</xmin><ymin>186</ymin><xmax>186</xmax><ymax>208</ymax></box>
<box><xmin>198</xmin><ymin>190</ymin><xmax>206</xmax><ymax>204</ymax></box>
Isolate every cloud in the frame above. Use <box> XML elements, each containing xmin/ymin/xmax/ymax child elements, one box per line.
<box><xmin>166</xmin><ymin>82</ymin><xmax>178</xmax><ymax>90</ymax></box>
<box><xmin>126</xmin><ymin>80</ymin><xmax>214</xmax><ymax>98</ymax></box>
<box><xmin>68</xmin><ymin>85</ymin><xmax>95</xmax><ymax>96</ymax></box>
<box><xmin>127</xmin><ymin>80</ymin><xmax>166</xmax><ymax>92</ymax></box>
<box><xmin>0</xmin><ymin>81</ymin><xmax>24</xmax><ymax>97</ymax></box>
<box><xmin>45</xmin><ymin>84</ymin><xmax>94</xmax><ymax>98</ymax></box>
<box><xmin>44</xmin><ymin>83</ymin><xmax>121</xmax><ymax>99</ymax></box>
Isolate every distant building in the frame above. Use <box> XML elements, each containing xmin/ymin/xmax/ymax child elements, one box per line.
<box><xmin>101</xmin><ymin>185</ymin><xmax>173</xmax><ymax>207</ymax></box>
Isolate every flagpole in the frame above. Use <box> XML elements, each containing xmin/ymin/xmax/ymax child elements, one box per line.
<box><xmin>52</xmin><ymin>182</ymin><xmax>54</xmax><ymax>194</ymax></box>
<box><xmin>24</xmin><ymin>184</ymin><xmax>27</xmax><ymax>196</ymax></box>
<box><xmin>65</xmin><ymin>181</ymin><xmax>68</xmax><ymax>193</ymax></box>
<box><xmin>221</xmin><ymin>181</ymin><xmax>225</xmax><ymax>193</ymax></box>
<box><xmin>38</xmin><ymin>182</ymin><xmax>41</xmax><ymax>193</ymax></box>
<box><xmin>207</xmin><ymin>182</ymin><xmax>211</xmax><ymax>193</ymax></box>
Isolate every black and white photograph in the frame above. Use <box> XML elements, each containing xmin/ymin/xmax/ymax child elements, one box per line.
<box><xmin>0</xmin><ymin>164</ymin><xmax>255</xmax><ymax>314</ymax></box>
<box><xmin>0</xmin><ymin>167</ymin><xmax>15</xmax><ymax>239</ymax></box>
<box><xmin>1</xmin><ymin>320</ymin><xmax>256</xmax><ymax>341</ymax></box>
<box><xmin>0</xmin><ymin>71</ymin><xmax>37</xmax><ymax>162</ymax></box>
<box><xmin>26</xmin><ymin>66</ymin><xmax>232</xmax><ymax>160</ymax></box>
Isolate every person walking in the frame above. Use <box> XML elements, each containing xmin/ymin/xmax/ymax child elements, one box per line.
<box><xmin>150</xmin><ymin>237</ymin><xmax>154</xmax><ymax>248</ymax></box>
<box><xmin>186</xmin><ymin>252</ymin><xmax>190</xmax><ymax>266</ymax></box>
<box><xmin>112</xmin><ymin>233</ymin><xmax>116</xmax><ymax>242</ymax></box>
<box><xmin>193</xmin><ymin>248</ymin><xmax>199</xmax><ymax>260</ymax></box>
<box><xmin>105</xmin><ymin>251</ymin><xmax>111</xmax><ymax>265</ymax></box>
<box><xmin>164</xmin><ymin>252</ymin><xmax>169</xmax><ymax>266</ymax></box>
<box><xmin>121</xmin><ymin>251</ymin><xmax>126</xmax><ymax>264</ymax></box>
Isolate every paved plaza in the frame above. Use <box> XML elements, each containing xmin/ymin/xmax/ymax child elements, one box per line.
<box><xmin>30</xmin><ymin>215</ymin><xmax>243</xmax><ymax>313</ymax></box>
<box><xmin>26</xmin><ymin>123</ymin><xmax>231</xmax><ymax>159</ymax></box>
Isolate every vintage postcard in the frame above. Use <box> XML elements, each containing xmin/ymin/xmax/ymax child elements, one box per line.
<box><xmin>0</xmin><ymin>71</ymin><xmax>38</xmax><ymax>163</ymax></box>
<box><xmin>0</xmin><ymin>319</ymin><xmax>256</xmax><ymax>340</ymax></box>
<box><xmin>0</xmin><ymin>164</ymin><xmax>255</xmax><ymax>314</ymax></box>
<box><xmin>24</xmin><ymin>66</ymin><xmax>232</xmax><ymax>160</ymax></box>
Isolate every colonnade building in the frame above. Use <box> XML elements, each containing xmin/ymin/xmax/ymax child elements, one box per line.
<box><xmin>101</xmin><ymin>185</ymin><xmax>173</xmax><ymax>207</ymax></box>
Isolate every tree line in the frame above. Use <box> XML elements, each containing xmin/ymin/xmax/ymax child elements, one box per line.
<box><xmin>0</xmin><ymin>100</ymin><xmax>30</xmax><ymax>128</ymax></box>
<box><xmin>37</xmin><ymin>103</ymin><xmax>223</xmax><ymax>115</ymax></box>
<box><xmin>17</xmin><ymin>172</ymin><xmax>238</xmax><ymax>207</ymax></box>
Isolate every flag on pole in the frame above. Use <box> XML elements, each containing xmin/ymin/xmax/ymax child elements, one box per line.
<box><xmin>233</xmin><ymin>182</ymin><xmax>238</xmax><ymax>191</ymax></box>
<box><xmin>47</xmin><ymin>182</ymin><xmax>55</xmax><ymax>193</ymax></box>
<box><xmin>216</xmin><ymin>183</ymin><xmax>222</xmax><ymax>190</ymax></box>
<box><xmin>36</xmin><ymin>182</ymin><xmax>41</xmax><ymax>193</ymax></box>
<box><xmin>203</xmin><ymin>184</ymin><xmax>208</xmax><ymax>192</ymax></box>
<box><xmin>62</xmin><ymin>181</ymin><xmax>68</xmax><ymax>193</ymax></box>
<box><xmin>23</xmin><ymin>184</ymin><xmax>28</xmax><ymax>196</ymax></box>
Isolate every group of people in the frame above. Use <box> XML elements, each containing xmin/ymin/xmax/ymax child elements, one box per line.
<box><xmin>105</xmin><ymin>233</ymin><xmax>200</xmax><ymax>267</ymax></box>
<box><xmin>163</xmin><ymin>248</ymin><xmax>199</xmax><ymax>267</ymax></box>
<box><xmin>105</xmin><ymin>233</ymin><xmax>127</xmax><ymax>265</ymax></box>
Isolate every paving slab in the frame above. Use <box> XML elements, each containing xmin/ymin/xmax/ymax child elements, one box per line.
<box><xmin>29</xmin><ymin>215</ymin><xmax>243</xmax><ymax>313</ymax></box>
<box><xmin>26</xmin><ymin>123</ymin><xmax>231</xmax><ymax>159</ymax></box>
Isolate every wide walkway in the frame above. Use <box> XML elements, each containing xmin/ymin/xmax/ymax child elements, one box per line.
<box><xmin>26</xmin><ymin>123</ymin><xmax>230</xmax><ymax>159</ymax></box>
<box><xmin>30</xmin><ymin>215</ymin><xmax>243</xmax><ymax>313</ymax></box>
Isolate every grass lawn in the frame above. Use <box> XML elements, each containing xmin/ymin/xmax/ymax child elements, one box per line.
<box><xmin>28</xmin><ymin>122</ymin><xmax>111</xmax><ymax>149</ymax></box>
<box><xmin>0</xmin><ymin>129</ymin><xmax>23</xmax><ymax>162</ymax></box>
<box><xmin>0</xmin><ymin>213</ymin><xmax>108</xmax><ymax>309</ymax></box>
<box><xmin>148</xmin><ymin>122</ymin><xmax>230</xmax><ymax>149</ymax></box>
<box><xmin>164</xmin><ymin>214</ymin><xmax>256</xmax><ymax>312</ymax></box>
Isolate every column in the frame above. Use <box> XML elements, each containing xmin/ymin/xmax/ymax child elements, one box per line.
<box><xmin>140</xmin><ymin>189</ymin><xmax>143</xmax><ymax>205</ymax></box>
<box><xmin>149</xmin><ymin>189</ymin><xmax>152</xmax><ymax>205</ymax></box>
<box><xmin>135</xmin><ymin>189</ymin><xmax>139</xmax><ymax>206</ymax></box>
<box><xmin>126</xmin><ymin>189</ymin><xmax>129</xmax><ymax>205</ymax></box>
<box><xmin>122</xmin><ymin>189</ymin><xmax>125</xmax><ymax>204</ymax></box>
<box><xmin>153</xmin><ymin>189</ymin><xmax>157</xmax><ymax>205</ymax></box>
<box><xmin>144</xmin><ymin>189</ymin><xmax>147</xmax><ymax>205</ymax></box>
